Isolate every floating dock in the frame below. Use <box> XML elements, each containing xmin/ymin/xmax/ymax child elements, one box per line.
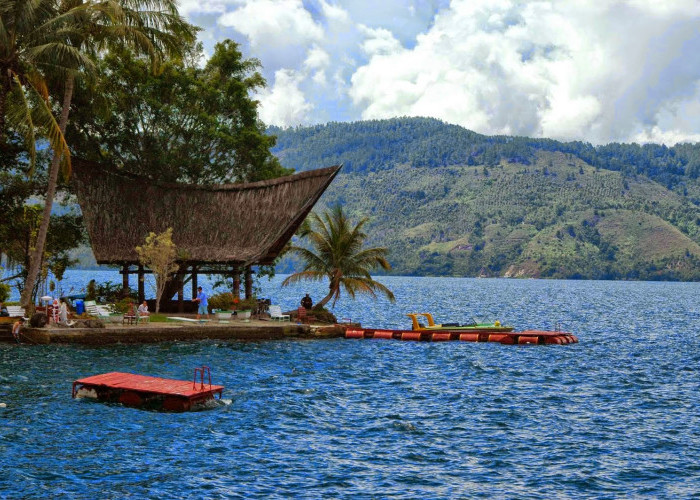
<box><xmin>345</xmin><ymin>328</ymin><xmax>578</xmax><ymax>344</ymax></box>
<box><xmin>72</xmin><ymin>367</ymin><xmax>224</xmax><ymax>411</ymax></box>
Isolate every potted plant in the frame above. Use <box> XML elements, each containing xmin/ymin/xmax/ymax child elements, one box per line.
<box><xmin>208</xmin><ymin>293</ymin><xmax>235</xmax><ymax>319</ymax></box>
<box><xmin>234</xmin><ymin>297</ymin><xmax>257</xmax><ymax>320</ymax></box>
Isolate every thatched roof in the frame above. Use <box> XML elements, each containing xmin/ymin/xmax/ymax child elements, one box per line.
<box><xmin>72</xmin><ymin>159</ymin><xmax>340</xmax><ymax>265</ymax></box>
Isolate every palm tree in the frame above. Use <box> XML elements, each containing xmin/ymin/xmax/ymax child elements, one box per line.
<box><xmin>0</xmin><ymin>0</ymin><xmax>77</xmax><ymax>170</ymax></box>
<box><xmin>19</xmin><ymin>0</ymin><xmax>195</xmax><ymax>308</ymax></box>
<box><xmin>282</xmin><ymin>205</ymin><xmax>395</xmax><ymax>308</ymax></box>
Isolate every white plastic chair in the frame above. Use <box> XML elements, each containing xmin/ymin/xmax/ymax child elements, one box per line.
<box><xmin>269</xmin><ymin>305</ymin><xmax>290</xmax><ymax>322</ymax></box>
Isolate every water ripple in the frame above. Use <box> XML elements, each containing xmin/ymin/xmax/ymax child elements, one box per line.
<box><xmin>1</xmin><ymin>277</ymin><xmax>700</xmax><ymax>498</ymax></box>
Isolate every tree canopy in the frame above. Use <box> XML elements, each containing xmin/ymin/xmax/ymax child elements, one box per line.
<box><xmin>67</xmin><ymin>40</ymin><xmax>292</xmax><ymax>184</ymax></box>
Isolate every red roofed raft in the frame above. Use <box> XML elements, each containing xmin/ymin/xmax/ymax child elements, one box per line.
<box><xmin>72</xmin><ymin>367</ymin><xmax>224</xmax><ymax>412</ymax></box>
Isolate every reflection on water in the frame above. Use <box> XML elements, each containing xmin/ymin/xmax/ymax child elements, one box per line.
<box><xmin>1</xmin><ymin>274</ymin><xmax>699</xmax><ymax>497</ymax></box>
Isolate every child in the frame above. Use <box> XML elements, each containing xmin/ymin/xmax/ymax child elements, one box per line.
<box><xmin>12</xmin><ymin>317</ymin><xmax>24</xmax><ymax>342</ymax></box>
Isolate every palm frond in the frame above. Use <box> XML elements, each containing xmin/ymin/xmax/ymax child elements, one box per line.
<box><xmin>281</xmin><ymin>270</ymin><xmax>326</xmax><ymax>287</ymax></box>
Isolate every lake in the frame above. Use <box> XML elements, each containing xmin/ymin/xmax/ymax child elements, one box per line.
<box><xmin>1</xmin><ymin>272</ymin><xmax>699</xmax><ymax>498</ymax></box>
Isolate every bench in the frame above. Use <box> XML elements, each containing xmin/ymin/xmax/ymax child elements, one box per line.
<box><xmin>6</xmin><ymin>306</ymin><xmax>27</xmax><ymax>319</ymax></box>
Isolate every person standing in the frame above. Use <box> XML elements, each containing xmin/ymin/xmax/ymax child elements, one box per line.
<box><xmin>194</xmin><ymin>286</ymin><xmax>209</xmax><ymax>320</ymax></box>
<box><xmin>12</xmin><ymin>317</ymin><xmax>24</xmax><ymax>342</ymax></box>
<box><xmin>59</xmin><ymin>299</ymin><xmax>69</xmax><ymax>325</ymax></box>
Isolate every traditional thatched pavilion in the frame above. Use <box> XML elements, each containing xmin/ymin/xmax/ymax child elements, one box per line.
<box><xmin>72</xmin><ymin>159</ymin><xmax>340</xmax><ymax>307</ymax></box>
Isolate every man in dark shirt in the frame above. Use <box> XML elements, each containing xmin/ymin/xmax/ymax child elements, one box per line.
<box><xmin>301</xmin><ymin>294</ymin><xmax>313</xmax><ymax>310</ymax></box>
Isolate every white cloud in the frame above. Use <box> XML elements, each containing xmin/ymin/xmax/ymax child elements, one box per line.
<box><xmin>632</xmin><ymin>127</ymin><xmax>700</xmax><ymax>146</ymax></box>
<box><xmin>218</xmin><ymin>0</ymin><xmax>323</xmax><ymax>51</ymax></box>
<box><xmin>257</xmin><ymin>69</ymin><xmax>314</xmax><ymax>127</ymax></box>
<box><xmin>358</xmin><ymin>25</ymin><xmax>403</xmax><ymax>56</ymax></box>
<box><xmin>349</xmin><ymin>0</ymin><xmax>700</xmax><ymax>143</ymax></box>
<box><xmin>181</xmin><ymin>0</ymin><xmax>700</xmax><ymax>144</ymax></box>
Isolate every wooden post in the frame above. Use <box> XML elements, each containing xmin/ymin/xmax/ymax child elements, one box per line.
<box><xmin>122</xmin><ymin>263</ymin><xmax>130</xmax><ymax>298</ymax></box>
<box><xmin>177</xmin><ymin>273</ymin><xmax>184</xmax><ymax>313</ymax></box>
<box><xmin>244</xmin><ymin>266</ymin><xmax>253</xmax><ymax>299</ymax></box>
<box><xmin>232</xmin><ymin>266</ymin><xmax>241</xmax><ymax>300</ymax></box>
<box><xmin>191</xmin><ymin>266</ymin><xmax>198</xmax><ymax>300</ymax></box>
<box><xmin>138</xmin><ymin>265</ymin><xmax>145</xmax><ymax>303</ymax></box>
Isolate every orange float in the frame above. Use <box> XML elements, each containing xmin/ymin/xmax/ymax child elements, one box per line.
<box><xmin>459</xmin><ymin>333</ymin><xmax>480</xmax><ymax>342</ymax></box>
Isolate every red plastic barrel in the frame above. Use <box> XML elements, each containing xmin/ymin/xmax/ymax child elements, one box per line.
<box><xmin>459</xmin><ymin>333</ymin><xmax>479</xmax><ymax>342</ymax></box>
<box><xmin>431</xmin><ymin>333</ymin><xmax>451</xmax><ymax>342</ymax></box>
<box><xmin>488</xmin><ymin>334</ymin><xmax>515</xmax><ymax>344</ymax></box>
<box><xmin>373</xmin><ymin>330</ymin><xmax>394</xmax><ymax>340</ymax></box>
<box><xmin>345</xmin><ymin>329</ymin><xmax>364</xmax><ymax>339</ymax></box>
<box><xmin>544</xmin><ymin>335</ymin><xmax>565</xmax><ymax>344</ymax></box>
<box><xmin>518</xmin><ymin>335</ymin><xmax>539</xmax><ymax>345</ymax></box>
<box><xmin>401</xmin><ymin>332</ymin><xmax>422</xmax><ymax>341</ymax></box>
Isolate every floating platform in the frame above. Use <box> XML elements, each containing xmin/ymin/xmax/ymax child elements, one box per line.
<box><xmin>72</xmin><ymin>367</ymin><xmax>224</xmax><ymax>411</ymax></box>
<box><xmin>345</xmin><ymin>328</ymin><xmax>578</xmax><ymax>345</ymax></box>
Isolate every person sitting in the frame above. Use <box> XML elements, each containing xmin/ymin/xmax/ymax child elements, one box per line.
<box><xmin>137</xmin><ymin>301</ymin><xmax>150</xmax><ymax>321</ymax></box>
<box><xmin>301</xmin><ymin>293</ymin><xmax>313</xmax><ymax>310</ymax></box>
<box><xmin>0</xmin><ymin>303</ymin><xmax>8</xmax><ymax>317</ymax></box>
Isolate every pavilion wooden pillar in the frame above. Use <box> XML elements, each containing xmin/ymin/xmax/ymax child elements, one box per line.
<box><xmin>244</xmin><ymin>266</ymin><xmax>253</xmax><ymax>299</ymax></box>
<box><xmin>177</xmin><ymin>272</ymin><xmax>184</xmax><ymax>313</ymax></box>
<box><xmin>121</xmin><ymin>263</ymin><xmax>130</xmax><ymax>298</ymax></box>
<box><xmin>137</xmin><ymin>265</ymin><xmax>145</xmax><ymax>303</ymax></box>
<box><xmin>232</xmin><ymin>266</ymin><xmax>241</xmax><ymax>300</ymax></box>
<box><xmin>191</xmin><ymin>266</ymin><xmax>198</xmax><ymax>299</ymax></box>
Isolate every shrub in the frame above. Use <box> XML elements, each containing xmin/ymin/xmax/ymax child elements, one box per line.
<box><xmin>112</xmin><ymin>298</ymin><xmax>135</xmax><ymax>314</ymax></box>
<box><xmin>208</xmin><ymin>292</ymin><xmax>235</xmax><ymax>312</ymax></box>
<box><xmin>236</xmin><ymin>297</ymin><xmax>258</xmax><ymax>311</ymax></box>
<box><xmin>311</xmin><ymin>306</ymin><xmax>337</xmax><ymax>324</ymax></box>
<box><xmin>0</xmin><ymin>283</ymin><xmax>10</xmax><ymax>302</ymax></box>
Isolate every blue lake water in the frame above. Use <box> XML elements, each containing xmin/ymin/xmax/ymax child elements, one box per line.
<box><xmin>2</xmin><ymin>272</ymin><xmax>700</xmax><ymax>498</ymax></box>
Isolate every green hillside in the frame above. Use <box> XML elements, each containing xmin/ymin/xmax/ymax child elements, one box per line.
<box><xmin>270</xmin><ymin>118</ymin><xmax>700</xmax><ymax>280</ymax></box>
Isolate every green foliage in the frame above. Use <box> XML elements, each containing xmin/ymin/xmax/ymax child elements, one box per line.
<box><xmin>236</xmin><ymin>297</ymin><xmax>259</xmax><ymax>311</ymax></box>
<box><xmin>0</xmin><ymin>0</ymin><xmax>74</xmax><ymax>173</ymax></box>
<box><xmin>136</xmin><ymin>228</ymin><xmax>179</xmax><ymax>313</ymax></box>
<box><xmin>93</xmin><ymin>281</ymin><xmax>136</xmax><ymax>303</ymax></box>
<box><xmin>208</xmin><ymin>292</ymin><xmax>235</xmax><ymax>312</ymax></box>
<box><xmin>68</xmin><ymin>41</ymin><xmax>292</xmax><ymax>184</ymax></box>
<box><xmin>272</xmin><ymin>118</ymin><xmax>700</xmax><ymax>281</ymax></box>
<box><xmin>207</xmin><ymin>293</ymin><xmax>256</xmax><ymax>312</ymax></box>
<box><xmin>0</xmin><ymin>170</ymin><xmax>85</xmax><ymax>294</ymax></box>
<box><xmin>86</xmin><ymin>280</ymin><xmax>97</xmax><ymax>301</ymax></box>
<box><xmin>0</xmin><ymin>283</ymin><xmax>10</xmax><ymax>302</ymax></box>
<box><xmin>112</xmin><ymin>298</ymin><xmax>134</xmax><ymax>314</ymax></box>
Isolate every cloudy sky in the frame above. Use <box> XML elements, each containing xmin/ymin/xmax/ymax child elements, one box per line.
<box><xmin>179</xmin><ymin>0</ymin><xmax>700</xmax><ymax>145</ymax></box>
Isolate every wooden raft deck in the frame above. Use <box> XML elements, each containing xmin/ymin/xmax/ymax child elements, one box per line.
<box><xmin>73</xmin><ymin>370</ymin><xmax>224</xmax><ymax>411</ymax></box>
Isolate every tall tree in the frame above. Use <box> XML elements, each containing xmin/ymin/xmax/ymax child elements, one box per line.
<box><xmin>282</xmin><ymin>205</ymin><xmax>395</xmax><ymax>308</ymax></box>
<box><xmin>0</xmin><ymin>0</ymin><xmax>76</xmax><ymax>170</ymax></box>
<box><xmin>135</xmin><ymin>228</ymin><xmax>178</xmax><ymax>313</ymax></box>
<box><xmin>20</xmin><ymin>0</ymin><xmax>195</xmax><ymax>308</ymax></box>
<box><xmin>67</xmin><ymin>40</ymin><xmax>291</xmax><ymax>184</ymax></box>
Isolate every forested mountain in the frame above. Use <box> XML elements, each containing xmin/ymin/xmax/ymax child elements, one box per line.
<box><xmin>270</xmin><ymin>118</ymin><xmax>700</xmax><ymax>280</ymax></box>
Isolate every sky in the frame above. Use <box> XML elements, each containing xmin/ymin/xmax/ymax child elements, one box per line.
<box><xmin>179</xmin><ymin>0</ymin><xmax>700</xmax><ymax>145</ymax></box>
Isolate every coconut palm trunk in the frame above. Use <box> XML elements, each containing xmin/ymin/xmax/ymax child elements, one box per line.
<box><xmin>314</xmin><ymin>271</ymin><xmax>342</xmax><ymax>309</ymax></box>
<box><xmin>20</xmin><ymin>75</ymin><xmax>74</xmax><ymax>309</ymax></box>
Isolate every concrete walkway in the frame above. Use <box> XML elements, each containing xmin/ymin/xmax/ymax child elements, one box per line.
<box><xmin>2</xmin><ymin>318</ymin><xmax>346</xmax><ymax>345</ymax></box>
